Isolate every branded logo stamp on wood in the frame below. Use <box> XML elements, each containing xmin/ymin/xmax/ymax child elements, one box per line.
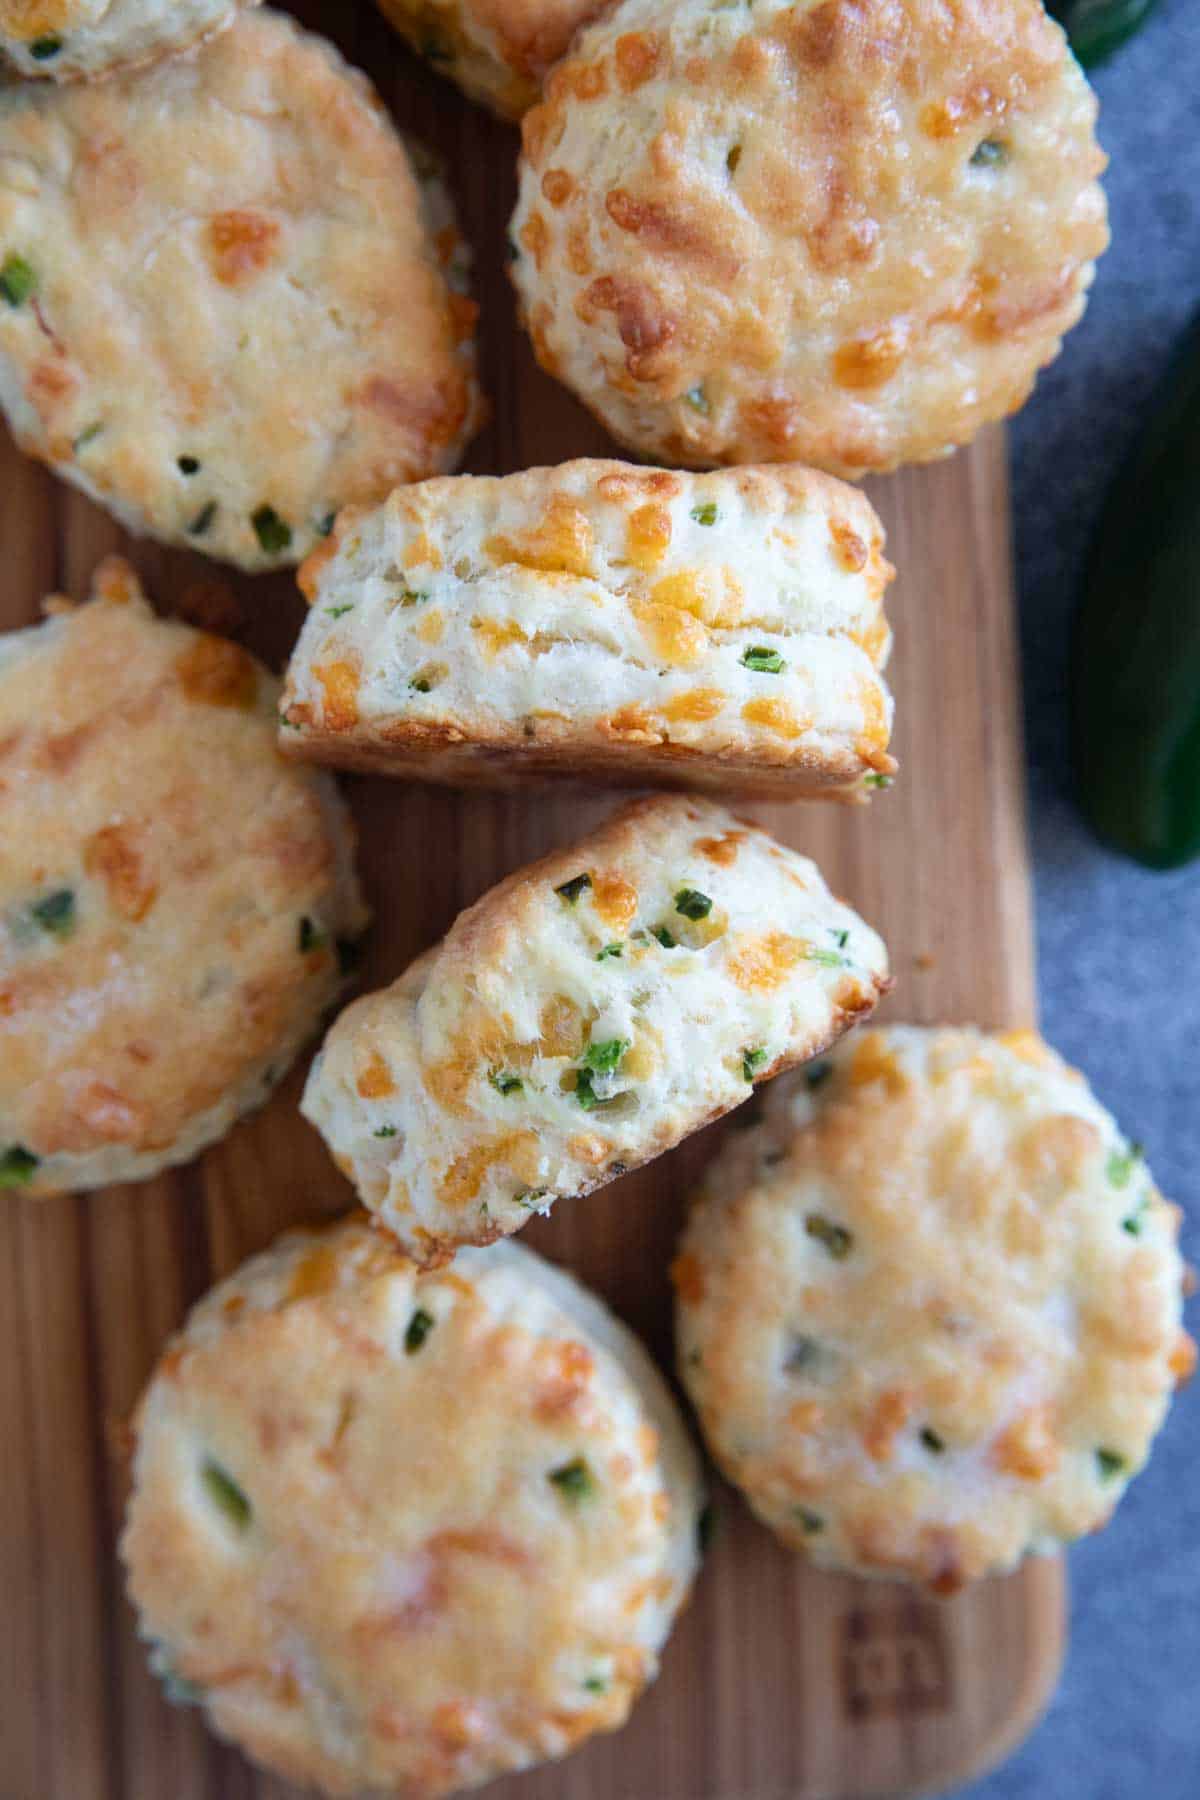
<box><xmin>839</xmin><ymin>1605</ymin><xmax>953</xmax><ymax>1719</ymax></box>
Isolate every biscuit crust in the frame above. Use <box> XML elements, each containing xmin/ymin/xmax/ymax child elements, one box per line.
<box><xmin>374</xmin><ymin>0</ymin><xmax>608</xmax><ymax>119</ymax></box>
<box><xmin>511</xmin><ymin>0</ymin><xmax>1108</xmax><ymax>476</ymax></box>
<box><xmin>0</xmin><ymin>0</ymin><xmax>256</xmax><ymax>81</ymax></box>
<box><xmin>302</xmin><ymin>795</ymin><xmax>890</xmax><ymax>1264</ymax></box>
<box><xmin>122</xmin><ymin>1217</ymin><xmax>702</xmax><ymax>1797</ymax></box>
<box><xmin>675</xmin><ymin>1026</ymin><xmax>1194</xmax><ymax>1591</ymax></box>
<box><xmin>281</xmin><ymin>459</ymin><xmax>895</xmax><ymax>800</ymax></box>
<box><xmin>0</xmin><ymin>558</ymin><xmax>367</xmax><ymax>1196</ymax></box>
<box><xmin>0</xmin><ymin>9</ymin><xmax>483</xmax><ymax>569</ymax></box>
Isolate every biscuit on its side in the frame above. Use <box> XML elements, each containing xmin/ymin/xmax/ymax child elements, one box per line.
<box><xmin>0</xmin><ymin>9</ymin><xmax>483</xmax><ymax>569</ymax></box>
<box><xmin>122</xmin><ymin>1217</ymin><xmax>702</xmax><ymax>1797</ymax></box>
<box><xmin>674</xmin><ymin>1025</ymin><xmax>1195</xmax><ymax>1592</ymax></box>
<box><xmin>511</xmin><ymin>0</ymin><xmax>1108</xmax><ymax>476</ymax></box>
<box><xmin>0</xmin><ymin>558</ymin><xmax>367</xmax><ymax>1196</ymax></box>
<box><xmin>373</xmin><ymin>0</ymin><xmax>607</xmax><ymax>119</ymax></box>
<box><xmin>280</xmin><ymin>460</ymin><xmax>896</xmax><ymax>800</ymax></box>
<box><xmin>302</xmin><ymin>796</ymin><xmax>890</xmax><ymax>1264</ymax></box>
<box><xmin>0</xmin><ymin>0</ymin><xmax>256</xmax><ymax>81</ymax></box>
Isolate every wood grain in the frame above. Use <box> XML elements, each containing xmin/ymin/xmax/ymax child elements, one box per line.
<box><xmin>0</xmin><ymin>7</ymin><xmax>1064</xmax><ymax>1796</ymax></box>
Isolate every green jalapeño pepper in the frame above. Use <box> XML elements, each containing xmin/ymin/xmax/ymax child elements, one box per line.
<box><xmin>1071</xmin><ymin>308</ymin><xmax>1200</xmax><ymax>869</ymax></box>
<box><xmin>1048</xmin><ymin>0</ymin><xmax>1161</xmax><ymax>67</ymax></box>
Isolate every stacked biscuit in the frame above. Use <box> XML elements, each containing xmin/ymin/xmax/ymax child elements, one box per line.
<box><xmin>0</xmin><ymin>5</ymin><xmax>1189</xmax><ymax>1799</ymax></box>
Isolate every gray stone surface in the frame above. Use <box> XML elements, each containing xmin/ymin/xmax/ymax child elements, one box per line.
<box><xmin>962</xmin><ymin>3</ymin><xmax>1200</xmax><ymax>1795</ymax></box>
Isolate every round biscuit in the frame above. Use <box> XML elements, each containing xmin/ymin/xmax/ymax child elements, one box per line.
<box><xmin>674</xmin><ymin>1025</ymin><xmax>1194</xmax><ymax>1591</ymax></box>
<box><xmin>281</xmin><ymin>459</ymin><xmax>896</xmax><ymax>800</ymax></box>
<box><xmin>0</xmin><ymin>8</ymin><xmax>484</xmax><ymax>569</ymax></box>
<box><xmin>510</xmin><ymin>0</ymin><xmax>1109</xmax><ymax>476</ymax></box>
<box><xmin>121</xmin><ymin>1215</ymin><xmax>702</xmax><ymax>1797</ymax></box>
<box><xmin>0</xmin><ymin>0</ymin><xmax>256</xmax><ymax>81</ymax></box>
<box><xmin>0</xmin><ymin>557</ymin><xmax>368</xmax><ymax>1196</ymax></box>
<box><xmin>374</xmin><ymin>0</ymin><xmax>607</xmax><ymax>120</ymax></box>
<box><xmin>302</xmin><ymin>794</ymin><xmax>890</xmax><ymax>1264</ymax></box>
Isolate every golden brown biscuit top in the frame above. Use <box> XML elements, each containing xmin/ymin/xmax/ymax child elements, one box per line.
<box><xmin>676</xmin><ymin>1027</ymin><xmax>1193</xmax><ymax>1590</ymax></box>
<box><xmin>0</xmin><ymin>559</ymin><xmax>364</xmax><ymax>1191</ymax></box>
<box><xmin>513</xmin><ymin>0</ymin><xmax>1108</xmax><ymax>474</ymax></box>
<box><xmin>123</xmin><ymin>1220</ymin><xmax>696</xmax><ymax>1797</ymax></box>
<box><xmin>0</xmin><ymin>8</ymin><xmax>482</xmax><ymax>567</ymax></box>
<box><xmin>375</xmin><ymin>0</ymin><xmax>610</xmax><ymax>119</ymax></box>
<box><xmin>0</xmin><ymin>0</ymin><xmax>99</xmax><ymax>36</ymax></box>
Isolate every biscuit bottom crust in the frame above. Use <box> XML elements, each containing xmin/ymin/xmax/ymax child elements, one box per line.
<box><xmin>675</xmin><ymin>1026</ymin><xmax>1194</xmax><ymax>1591</ymax></box>
<box><xmin>281</xmin><ymin>719</ymin><xmax>878</xmax><ymax>799</ymax></box>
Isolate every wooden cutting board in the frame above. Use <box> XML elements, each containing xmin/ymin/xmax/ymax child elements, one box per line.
<box><xmin>0</xmin><ymin>6</ymin><xmax>1065</xmax><ymax>1795</ymax></box>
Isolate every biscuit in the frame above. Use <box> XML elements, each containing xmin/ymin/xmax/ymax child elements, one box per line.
<box><xmin>674</xmin><ymin>1025</ymin><xmax>1194</xmax><ymax>1592</ymax></box>
<box><xmin>510</xmin><ymin>0</ymin><xmax>1109</xmax><ymax>477</ymax></box>
<box><xmin>374</xmin><ymin>0</ymin><xmax>606</xmax><ymax>120</ymax></box>
<box><xmin>302</xmin><ymin>795</ymin><xmax>890</xmax><ymax>1264</ymax></box>
<box><xmin>0</xmin><ymin>0</ymin><xmax>255</xmax><ymax>81</ymax></box>
<box><xmin>0</xmin><ymin>558</ymin><xmax>367</xmax><ymax>1196</ymax></box>
<box><xmin>281</xmin><ymin>459</ymin><xmax>896</xmax><ymax>800</ymax></box>
<box><xmin>0</xmin><ymin>9</ymin><xmax>483</xmax><ymax>570</ymax></box>
<box><xmin>121</xmin><ymin>1215</ymin><xmax>702</xmax><ymax>1797</ymax></box>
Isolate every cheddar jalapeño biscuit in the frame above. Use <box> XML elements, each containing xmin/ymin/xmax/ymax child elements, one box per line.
<box><xmin>122</xmin><ymin>1217</ymin><xmax>703</xmax><ymax>1796</ymax></box>
<box><xmin>674</xmin><ymin>1026</ymin><xmax>1194</xmax><ymax>1591</ymax></box>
